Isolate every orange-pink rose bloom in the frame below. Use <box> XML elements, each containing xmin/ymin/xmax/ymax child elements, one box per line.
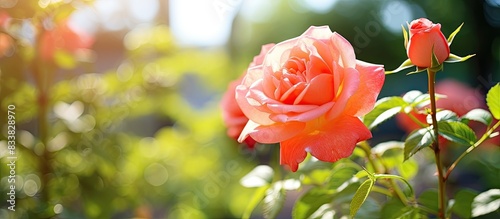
<box><xmin>236</xmin><ymin>26</ymin><xmax>385</xmax><ymax>171</ymax></box>
<box><xmin>407</xmin><ymin>18</ymin><xmax>450</xmax><ymax>68</ymax></box>
<box><xmin>221</xmin><ymin>44</ymin><xmax>275</xmax><ymax>148</ymax></box>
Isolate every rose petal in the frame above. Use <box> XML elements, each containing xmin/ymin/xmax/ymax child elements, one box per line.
<box><xmin>238</xmin><ymin>120</ymin><xmax>260</xmax><ymax>143</ymax></box>
<box><xmin>266</xmin><ymin>103</ymin><xmax>319</xmax><ymax>114</ymax></box>
<box><xmin>241</xmin><ymin>66</ymin><xmax>265</xmax><ymax>87</ymax></box>
<box><xmin>280</xmin><ymin>115</ymin><xmax>372</xmax><ymax>171</ymax></box>
<box><xmin>236</xmin><ymin>84</ymin><xmax>274</xmax><ymax>126</ymax></box>
<box><xmin>301</xmin><ymin>26</ymin><xmax>334</xmax><ymax>41</ymax></box>
<box><xmin>298</xmin><ymin>74</ymin><xmax>334</xmax><ymax>105</ymax></box>
<box><xmin>326</xmin><ymin>67</ymin><xmax>360</xmax><ymax>120</ymax></box>
<box><xmin>305</xmin><ymin>54</ymin><xmax>331</xmax><ymax>82</ymax></box>
<box><xmin>250</xmin><ymin>44</ymin><xmax>275</xmax><ymax>67</ymax></box>
<box><xmin>247</xmin><ymin>81</ymin><xmax>281</xmax><ymax>107</ymax></box>
<box><xmin>265</xmin><ymin>40</ymin><xmax>297</xmax><ymax>72</ymax></box>
<box><xmin>270</xmin><ymin>102</ymin><xmax>334</xmax><ymax>123</ymax></box>
<box><xmin>239</xmin><ymin>120</ymin><xmax>306</xmax><ymax>143</ymax></box>
<box><xmin>331</xmin><ymin>33</ymin><xmax>356</xmax><ymax>68</ymax></box>
<box><xmin>343</xmin><ymin>60</ymin><xmax>385</xmax><ymax>116</ymax></box>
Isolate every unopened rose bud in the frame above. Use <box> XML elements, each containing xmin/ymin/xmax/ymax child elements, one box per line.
<box><xmin>407</xmin><ymin>18</ymin><xmax>450</xmax><ymax>68</ymax></box>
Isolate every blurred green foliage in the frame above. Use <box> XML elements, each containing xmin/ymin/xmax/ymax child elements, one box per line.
<box><xmin>0</xmin><ymin>1</ymin><xmax>259</xmax><ymax>218</ymax></box>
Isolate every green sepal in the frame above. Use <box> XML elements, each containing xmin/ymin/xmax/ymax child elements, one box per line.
<box><xmin>444</xmin><ymin>53</ymin><xmax>476</xmax><ymax>63</ymax></box>
<box><xmin>406</xmin><ymin>66</ymin><xmax>427</xmax><ymax>75</ymax></box>
<box><xmin>386</xmin><ymin>58</ymin><xmax>414</xmax><ymax>75</ymax></box>
<box><xmin>447</xmin><ymin>23</ymin><xmax>464</xmax><ymax>46</ymax></box>
<box><xmin>402</xmin><ymin>25</ymin><xmax>409</xmax><ymax>49</ymax></box>
<box><xmin>429</xmin><ymin>46</ymin><xmax>444</xmax><ymax>72</ymax></box>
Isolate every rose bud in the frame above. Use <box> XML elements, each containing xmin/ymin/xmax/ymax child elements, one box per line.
<box><xmin>407</xmin><ymin>18</ymin><xmax>450</xmax><ymax>68</ymax></box>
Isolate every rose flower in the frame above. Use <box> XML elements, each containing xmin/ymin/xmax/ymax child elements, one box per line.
<box><xmin>235</xmin><ymin>26</ymin><xmax>385</xmax><ymax>171</ymax></box>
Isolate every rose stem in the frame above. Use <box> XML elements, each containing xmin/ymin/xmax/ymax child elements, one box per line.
<box><xmin>427</xmin><ymin>69</ymin><xmax>446</xmax><ymax>219</ymax></box>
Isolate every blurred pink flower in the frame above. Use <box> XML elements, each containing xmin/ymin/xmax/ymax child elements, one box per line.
<box><xmin>397</xmin><ymin>79</ymin><xmax>498</xmax><ymax>146</ymax></box>
<box><xmin>0</xmin><ymin>33</ymin><xmax>13</xmax><ymax>58</ymax></box>
<box><xmin>39</xmin><ymin>20</ymin><xmax>94</xmax><ymax>62</ymax></box>
<box><xmin>221</xmin><ymin>44</ymin><xmax>275</xmax><ymax>148</ymax></box>
<box><xmin>0</xmin><ymin>11</ymin><xmax>10</xmax><ymax>28</ymax></box>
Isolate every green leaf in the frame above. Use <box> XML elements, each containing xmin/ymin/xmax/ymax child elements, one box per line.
<box><xmin>242</xmin><ymin>185</ymin><xmax>270</xmax><ymax>219</ymax></box>
<box><xmin>425</xmin><ymin>110</ymin><xmax>459</xmax><ymax>124</ymax></box>
<box><xmin>472</xmin><ymin>189</ymin><xmax>500</xmax><ymax>217</ymax></box>
<box><xmin>350</xmin><ymin>179</ymin><xmax>374</xmax><ymax>218</ymax></box>
<box><xmin>451</xmin><ymin>189</ymin><xmax>478</xmax><ymax>218</ymax></box>
<box><xmin>240</xmin><ymin>165</ymin><xmax>274</xmax><ymax>188</ymax></box>
<box><xmin>381</xmin><ymin>198</ymin><xmax>422</xmax><ymax>219</ymax></box>
<box><xmin>403</xmin><ymin>91</ymin><xmax>446</xmax><ymax>109</ymax></box>
<box><xmin>386</xmin><ymin>59</ymin><xmax>414</xmax><ymax>75</ymax></box>
<box><xmin>301</xmin><ymin>169</ymin><xmax>331</xmax><ymax>185</ymax></box>
<box><xmin>437</xmin><ymin>121</ymin><xmax>477</xmax><ymax>146</ymax></box>
<box><xmin>328</xmin><ymin>169</ymin><xmax>359</xmax><ymax>190</ymax></box>
<box><xmin>373</xmin><ymin>141</ymin><xmax>404</xmax><ymax>169</ymax></box>
<box><xmin>402</xmin><ymin>90</ymin><xmax>424</xmax><ymax>103</ymax></box>
<box><xmin>374</xmin><ymin>174</ymin><xmax>415</xmax><ymax>197</ymax></box>
<box><xmin>364</xmin><ymin>97</ymin><xmax>407</xmax><ymax>129</ymax></box>
<box><xmin>372</xmin><ymin>141</ymin><xmax>404</xmax><ymax>155</ymax></box>
<box><xmin>404</xmin><ymin>127</ymin><xmax>434</xmax><ymax>160</ymax></box>
<box><xmin>397</xmin><ymin>158</ymin><xmax>418</xmax><ymax>180</ymax></box>
<box><xmin>292</xmin><ymin>187</ymin><xmax>333</xmax><ymax>219</ymax></box>
<box><xmin>354</xmin><ymin>197</ymin><xmax>382</xmax><ymax>219</ymax></box>
<box><xmin>402</xmin><ymin>90</ymin><xmax>431</xmax><ymax>109</ymax></box>
<box><xmin>297</xmin><ymin>154</ymin><xmax>334</xmax><ymax>173</ymax></box>
<box><xmin>447</xmin><ymin>23</ymin><xmax>463</xmax><ymax>45</ymax></box>
<box><xmin>327</xmin><ymin>162</ymin><xmax>361</xmax><ymax>189</ymax></box>
<box><xmin>444</xmin><ymin>53</ymin><xmax>476</xmax><ymax>63</ymax></box>
<box><xmin>486</xmin><ymin>83</ymin><xmax>500</xmax><ymax>119</ymax></box>
<box><xmin>263</xmin><ymin>184</ymin><xmax>286</xmax><ymax>219</ymax></box>
<box><xmin>461</xmin><ymin>108</ymin><xmax>493</xmax><ymax>126</ymax></box>
<box><xmin>418</xmin><ymin>189</ymin><xmax>439</xmax><ymax>214</ymax></box>
<box><xmin>332</xmin><ymin>180</ymin><xmax>362</xmax><ymax>204</ymax></box>
<box><xmin>308</xmin><ymin>204</ymin><xmax>336</xmax><ymax>219</ymax></box>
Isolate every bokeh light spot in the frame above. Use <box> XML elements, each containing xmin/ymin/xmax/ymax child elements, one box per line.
<box><xmin>127</xmin><ymin>0</ymin><xmax>159</xmax><ymax>22</ymax></box>
<box><xmin>53</xmin><ymin>204</ymin><xmax>63</xmax><ymax>214</ymax></box>
<box><xmin>381</xmin><ymin>0</ymin><xmax>413</xmax><ymax>34</ymax></box>
<box><xmin>24</xmin><ymin>179</ymin><xmax>39</xmax><ymax>197</ymax></box>
<box><xmin>144</xmin><ymin>163</ymin><xmax>169</xmax><ymax>186</ymax></box>
<box><xmin>18</xmin><ymin>130</ymin><xmax>35</xmax><ymax>149</ymax></box>
<box><xmin>117</xmin><ymin>62</ymin><xmax>134</xmax><ymax>82</ymax></box>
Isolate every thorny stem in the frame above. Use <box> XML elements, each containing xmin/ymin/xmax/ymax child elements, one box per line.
<box><xmin>427</xmin><ymin>69</ymin><xmax>446</xmax><ymax>219</ymax></box>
